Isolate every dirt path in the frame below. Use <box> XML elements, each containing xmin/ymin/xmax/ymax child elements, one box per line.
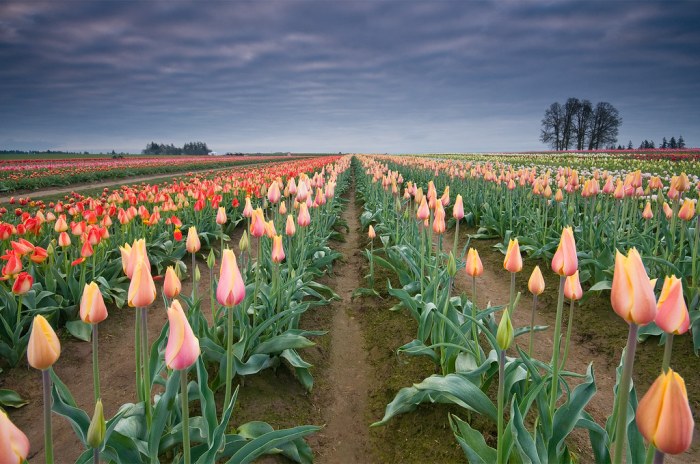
<box><xmin>315</xmin><ymin>181</ymin><xmax>372</xmax><ymax>463</ymax></box>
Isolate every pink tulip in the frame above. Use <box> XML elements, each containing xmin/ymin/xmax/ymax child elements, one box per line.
<box><xmin>80</xmin><ymin>282</ymin><xmax>108</xmax><ymax>324</ymax></box>
<box><xmin>611</xmin><ymin>248</ymin><xmax>657</xmax><ymax>325</ymax></box>
<box><xmin>217</xmin><ymin>249</ymin><xmax>245</xmax><ymax>306</ymax></box>
<box><xmin>297</xmin><ymin>203</ymin><xmax>311</xmax><ymax>227</ymax></box>
<box><xmin>128</xmin><ymin>257</ymin><xmax>156</xmax><ymax>307</ymax></box>
<box><xmin>452</xmin><ymin>194</ymin><xmax>464</xmax><ymax>220</ymax></box>
<box><xmin>551</xmin><ymin>226</ymin><xmax>578</xmax><ymax>276</ymax></box>
<box><xmin>0</xmin><ymin>409</ymin><xmax>29</xmax><ymax>464</ymax></box>
<box><xmin>656</xmin><ymin>276</ymin><xmax>690</xmax><ymax>334</ymax></box>
<box><xmin>165</xmin><ymin>299</ymin><xmax>200</xmax><ymax>370</ymax></box>
<box><xmin>216</xmin><ymin>207</ymin><xmax>227</xmax><ymax>225</ymax></box>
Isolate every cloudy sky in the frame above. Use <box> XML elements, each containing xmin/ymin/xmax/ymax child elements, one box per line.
<box><xmin>1</xmin><ymin>0</ymin><xmax>699</xmax><ymax>153</ymax></box>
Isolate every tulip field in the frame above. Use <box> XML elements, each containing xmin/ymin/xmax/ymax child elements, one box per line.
<box><xmin>0</xmin><ymin>152</ymin><xmax>699</xmax><ymax>463</ymax></box>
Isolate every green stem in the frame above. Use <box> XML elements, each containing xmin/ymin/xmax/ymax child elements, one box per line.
<box><xmin>496</xmin><ymin>350</ymin><xmax>506</xmax><ymax>464</ymax></box>
<box><xmin>453</xmin><ymin>220</ymin><xmax>460</xmax><ymax>258</ymax></box>
<box><xmin>548</xmin><ymin>275</ymin><xmax>566</xmax><ymax>417</ymax></box>
<box><xmin>613</xmin><ymin>323</ymin><xmax>639</xmax><ymax>464</ymax></box>
<box><xmin>420</xmin><ymin>225</ymin><xmax>425</xmax><ymax>295</ymax></box>
<box><xmin>471</xmin><ymin>276</ymin><xmax>481</xmax><ymax>365</ymax></box>
<box><xmin>134</xmin><ymin>310</ymin><xmax>142</xmax><ymax>402</ymax></box>
<box><xmin>191</xmin><ymin>252</ymin><xmax>197</xmax><ymax>302</ymax></box>
<box><xmin>509</xmin><ymin>272</ymin><xmax>516</xmax><ymax>314</ymax></box>
<box><xmin>93</xmin><ymin>447</ymin><xmax>99</xmax><ymax>464</ymax></box>
<box><xmin>92</xmin><ymin>324</ymin><xmax>100</xmax><ymax>402</ymax></box>
<box><xmin>369</xmin><ymin>241</ymin><xmax>374</xmax><ymax>290</ymax></box>
<box><xmin>16</xmin><ymin>295</ymin><xmax>22</xmax><ymax>329</ymax></box>
<box><xmin>560</xmin><ymin>298</ymin><xmax>575</xmax><ymax>371</ymax></box>
<box><xmin>662</xmin><ymin>333</ymin><xmax>674</xmax><ymax>373</ymax></box>
<box><xmin>141</xmin><ymin>308</ymin><xmax>151</xmax><ymax>427</ymax></box>
<box><xmin>43</xmin><ymin>368</ymin><xmax>54</xmax><ymax>464</ymax></box>
<box><xmin>181</xmin><ymin>369</ymin><xmax>191</xmax><ymax>464</ymax></box>
<box><xmin>525</xmin><ymin>294</ymin><xmax>538</xmax><ymax>392</ymax></box>
<box><xmin>224</xmin><ymin>305</ymin><xmax>234</xmax><ymax>410</ymax></box>
<box><xmin>653</xmin><ymin>450</ymin><xmax>665</xmax><ymax>464</ymax></box>
<box><xmin>692</xmin><ymin>215</ymin><xmax>699</xmax><ymax>290</ymax></box>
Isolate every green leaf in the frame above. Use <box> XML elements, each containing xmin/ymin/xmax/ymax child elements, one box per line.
<box><xmin>588</xmin><ymin>280</ymin><xmax>612</xmax><ymax>292</ymax></box>
<box><xmin>226</xmin><ymin>425</ymin><xmax>320</xmax><ymax>464</ymax></box>
<box><xmin>449</xmin><ymin>414</ymin><xmax>497</xmax><ymax>463</ymax></box>
<box><xmin>0</xmin><ymin>388</ymin><xmax>28</xmax><ymax>408</ymax></box>
<box><xmin>65</xmin><ymin>320</ymin><xmax>92</xmax><ymax>342</ymax></box>
<box><xmin>253</xmin><ymin>334</ymin><xmax>315</xmax><ymax>355</ymax></box>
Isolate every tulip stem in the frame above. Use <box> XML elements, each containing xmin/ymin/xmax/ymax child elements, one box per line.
<box><xmin>653</xmin><ymin>450</ymin><xmax>665</xmax><ymax>464</ymax></box>
<box><xmin>16</xmin><ymin>295</ymin><xmax>22</xmax><ymax>328</ymax></box>
<box><xmin>452</xmin><ymin>220</ymin><xmax>459</xmax><ymax>258</ymax></box>
<box><xmin>224</xmin><ymin>305</ymin><xmax>234</xmax><ymax>410</ymax></box>
<box><xmin>496</xmin><ymin>349</ymin><xmax>506</xmax><ymax>464</ymax></box>
<box><xmin>135</xmin><ymin>310</ymin><xmax>142</xmax><ymax>402</ymax></box>
<box><xmin>559</xmin><ymin>298</ymin><xmax>575</xmax><ymax>371</ymax></box>
<box><xmin>525</xmin><ymin>294</ymin><xmax>538</xmax><ymax>392</ymax></box>
<box><xmin>140</xmin><ymin>308</ymin><xmax>151</xmax><ymax>427</ymax></box>
<box><xmin>369</xmin><ymin>240</ymin><xmax>374</xmax><ymax>290</ymax></box>
<box><xmin>692</xmin><ymin>215</ymin><xmax>699</xmax><ymax>290</ymax></box>
<box><xmin>191</xmin><ymin>252</ymin><xmax>197</xmax><ymax>302</ymax></box>
<box><xmin>662</xmin><ymin>333</ymin><xmax>674</xmax><ymax>373</ymax></box>
<box><xmin>93</xmin><ymin>447</ymin><xmax>99</xmax><ymax>464</ymax></box>
<box><xmin>181</xmin><ymin>369</ymin><xmax>191</xmax><ymax>464</ymax></box>
<box><xmin>613</xmin><ymin>323</ymin><xmax>639</xmax><ymax>464</ymax></box>
<box><xmin>471</xmin><ymin>276</ymin><xmax>481</xmax><ymax>366</ymax></box>
<box><xmin>509</xmin><ymin>272</ymin><xmax>516</xmax><ymax>314</ymax></box>
<box><xmin>92</xmin><ymin>323</ymin><xmax>100</xmax><ymax>402</ymax></box>
<box><xmin>43</xmin><ymin>368</ymin><xmax>54</xmax><ymax>464</ymax></box>
<box><xmin>548</xmin><ymin>275</ymin><xmax>566</xmax><ymax>417</ymax></box>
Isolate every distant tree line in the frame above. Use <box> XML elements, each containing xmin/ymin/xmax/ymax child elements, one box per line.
<box><xmin>142</xmin><ymin>141</ymin><xmax>210</xmax><ymax>155</ymax></box>
<box><xmin>0</xmin><ymin>149</ymin><xmax>91</xmax><ymax>155</ymax></box>
<box><xmin>540</xmin><ymin>98</ymin><xmax>622</xmax><ymax>151</ymax></box>
<box><xmin>632</xmin><ymin>136</ymin><xmax>686</xmax><ymax>150</ymax></box>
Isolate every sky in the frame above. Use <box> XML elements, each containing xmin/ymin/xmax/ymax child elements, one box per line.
<box><xmin>1</xmin><ymin>0</ymin><xmax>699</xmax><ymax>154</ymax></box>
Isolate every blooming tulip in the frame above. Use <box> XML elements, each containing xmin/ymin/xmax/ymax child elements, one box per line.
<box><xmin>217</xmin><ymin>249</ymin><xmax>245</xmax><ymax>306</ymax></box>
<box><xmin>271</xmin><ymin>235</ymin><xmax>285</xmax><ymax>263</ymax></box>
<box><xmin>637</xmin><ymin>369</ymin><xmax>694</xmax><ymax>455</ymax></box>
<box><xmin>80</xmin><ymin>282</ymin><xmax>108</xmax><ymax>324</ymax></box>
<box><xmin>128</xmin><ymin>257</ymin><xmax>156</xmax><ymax>307</ymax></box>
<box><xmin>465</xmin><ymin>248</ymin><xmax>483</xmax><ymax>277</ymax></box>
<box><xmin>551</xmin><ymin>226</ymin><xmax>578</xmax><ymax>276</ymax></box>
<box><xmin>2</xmin><ymin>253</ymin><xmax>22</xmax><ymax>277</ymax></box>
<box><xmin>0</xmin><ymin>409</ymin><xmax>29</xmax><ymax>464</ymax></box>
<box><xmin>165</xmin><ymin>300</ymin><xmax>200</xmax><ymax>370</ymax></box>
<box><xmin>503</xmin><ymin>238</ymin><xmax>522</xmax><ymax>273</ymax></box>
<box><xmin>11</xmin><ymin>272</ymin><xmax>33</xmax><ymax>295</ymax></box>
<box><xmin>163</xmin><ymin>266</ymin><xmax>182</xmax><ymax>299</ymax></box>
<box><xmin>27</xmin><ymin>315</ymin><xmax>61</xmax><ymax>370</ymax></box>
<box><xmin>528</xmin><ymin>265</ymin><xmax>545</xmax><ymax>296</ymax></box>
<box><xmin>656</xmin><ymin>276</ymin><xmax>689</xmax><ymax>335</ymax></box>
<box><xmin>186</xmin><ymin>226</ymin><xmax>201</xmax><ymax>253</ymax></box>
<box><xmin>611</xmin><ymin>248</ymin><xmax>657</xmax><ymax>325</ymax></box>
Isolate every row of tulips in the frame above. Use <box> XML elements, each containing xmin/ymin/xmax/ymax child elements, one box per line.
<box><xmin>373</xmin><ymin>154</ymin><xmax>700</xmax><ymax>350</ymax></box>
<box><xmin>0</xmin><ymin>155</ymin><xmax>352</xmax><ymax>463</ymax></box>
<box><xmin>354</xmin><ymin>155</ymin><xmax>694</xmax><ymax>463</ymax></box>
<box><xmin>0</xmin><ymin>156</ymin><xmax>341</xmax><ymax>368</ymax></box>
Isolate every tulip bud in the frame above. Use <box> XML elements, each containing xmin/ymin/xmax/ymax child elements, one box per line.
<box><xmin>678</xmin><ymin>198</ymin><xmax>695</xmax><ymax>221</ymax></box>
<box><xmin>239</xmin><ymin>230</ymin><xmax>249</xmax><ymax>252</ymax></box>
<box><xmin>217</xmin><ymin>249</ymin><xmax>245</xmax><ymax>306</ymax></box>
<box><xmin>0</xmin><ymin>409</ymin><xmax>30</xmax><ymax>464</ymax></box>
<box><xmin>80</xmin><ymin>282</ymin><xmax>108</xmax><ymax>324</ymax></box>
<box><xmin>564</xmin><ymin>271</ymin><xmax>583</xmax><ymax>301</ymax></box>
<box><xmin>611</xmin><ymin>248</ymin><xmax>657</xmax><ymax>325</ymax></box>
<box><xmin>186</xmin><ymin>226</ymin><xmax>201</xmax><ymax>253</ymax></box>
<box><xmin>432</xmin><ymin>202</ymin><xmax>446</xmax><ymax>235</ymax></box>
<box><xmin>127</xmin><ymin>257</ymin><xmax>156</xmax><ymax>308</ymax></box>
<box><xmin>216</xmin><ymin>206</ymin><xmax>227</xmax><ymax>225</ymax></box>
<box><xmin>453</xmin><ymin>194</ymin><xmax>464</xmax><ymax>220</ymax></box>
<box><xmin>86</xmin><ymin>399</ymin><xmax>106</xmax><ymax>449</ymax></box>
<box><xmin>163</xmin><ymin>266</ymin><xmax>182</xmax><ymax>299</ymax></box>
<box><xmin>207</xmin><ymin>248</ymin><xmax>215</xmax><ymax>270</ymax></box>
<box><xmin>551</xmin><ymin>226</ymin><xmax>578</xmax><ymax>276</ymax></box>
<box><xmin>656</xmin><ymin>276</ymin><xmax>690</xmax><ymax>334</ymax></box>
<box><xmin>642</xmin><ymin>202</ymin><xmax>653</xmax><ymax>220</ymax></box>
<box><xmin>528</xmin><ymin>265</ymin><xmax>545</xmax><ymax>296</ymax></box>
<box><xmin>496</xmin><ymin>309</ymin><xmax>514</xmax><ymax>350</ymax></box>
<box><xmin>285</xmin><ymin>215</ymin><xmax>296</xmax><ymax>237</ymax></box>
<box><xmin>194</xmin><ymin>265</ymin><xmax>201</xmax><ymax>282</ymax></box>
<box><xmin>447</xmin><ymin>252</ymin><xmax>457</xmax><ymax>277</ymax></box>
<box><xmin>297</xmin><ymin>203</ymin><xmax>311</xmax><ymax>227</ymax></box>
<box><xmin>165</xmin><ymin>300</ymin><xmax>200</xmax><ymax>370</ymax></box>
<box><xmin>27</xmin><ymin>315</ymin><xmax>61</xmax><ymax>370</ymax></box>
<box><xmin>637</xmin><ymin>369</ymin><xmax>694</xmax><ymax>455</ymax></box>
<box><xmin>368</xmin><ymin>225</ymin><xmax>376</xmax><ymax>239</ymax></box>
<box><xmin>271</xmin><ymin>235</ymin><xmax>285</xmax><ymax>263</ymax></box>
<box><xmin>465</xmin><ymin>248</ymin><xmax>483</xmax><ymax>277</ymax></box>
<box><xmin>503</xmin><ymin>239</ymin><xmax>523</xmax><ymax>273</ymax></box>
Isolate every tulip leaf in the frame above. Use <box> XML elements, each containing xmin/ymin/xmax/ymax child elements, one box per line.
<box><xmin>226</xmin><ymin>425</ymin><xmax>320</xmax><ymax>464</ymax></box>
<box><xmin>449</xmin><ymin>413</ymin><xmax>497</xmax><ymax>463</ymax></box>
<box><xmin>0</xmin><ymin>388</ymin><xmax>28</xmax><ymax>408</ymax></box>
<box><xmin>66</xmin><ymin>319</ymin><xmax>92</xmax><ymax>341</ymax></box>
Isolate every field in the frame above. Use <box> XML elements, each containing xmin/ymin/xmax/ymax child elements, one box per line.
<box><xmin>0</xmin><ymin>151</ymin><xmax>698</xmax><ymax>463</ymax></box>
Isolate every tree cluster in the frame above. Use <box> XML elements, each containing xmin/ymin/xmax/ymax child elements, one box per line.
<box><xmin>540</xmin><ymin>98</ymin><xmax>622</xmax><ymax>151</ymax></box>
<box><xmin>142</xmin><ymin>141</ymin><xmax>210</xmax><ymax>155</ymax></box>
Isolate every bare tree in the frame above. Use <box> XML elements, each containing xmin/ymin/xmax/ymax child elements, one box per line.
<box><xmin>540</xmin><ymin>102</ymin><xmax>565</xmax><ymax>150</ymax></box>
<box><xmin>561</xmin><ymin>98</ymin><xmax>580</xmax><ymax>150</ymax></box>
<box><xmin>587</xmin><ymin>102</ymin><xmax>621</xmax><ymax>150</ymax></box>
<box><xmin>573</xmin><ymin>99</ymin><xmax>593</xmax><ymax>150</ymax></box>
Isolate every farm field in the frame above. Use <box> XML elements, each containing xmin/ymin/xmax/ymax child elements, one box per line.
<box><xmin>0</xmin><ymin>152</ymin><xmax>698</xmax><ymax>463</ymax></box>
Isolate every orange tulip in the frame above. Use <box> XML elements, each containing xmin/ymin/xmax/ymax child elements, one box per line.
<box><xmin>163</xmin><ymin>266</ymin><xmax>182</xmax><ymax>299</ymax></box>
<box><xmin>416</xmin><ymin>197</ymin><xmax>429</xmax><ymax>221</ymax></box>
<box><xmin>678</xmin><ymin>198</ymin><xmax>695</xmax><ymax>221</ymax></box>
<box><xmin>432</xmin><ymin>202</ymin><xmax>446</xmax><ymax>235</ymax></box>
<box><xmin>528</xmin><ymin>265</ymin><xmax>545</xmax><ymax>296</ymax></box>
<box><xmin>128</xmin><ymin>257</ymin><xmax>156</xmax><ymax>307</ymax></box>
<box><xmin>0</xmin><ymin>409</ymin><xmax>30</xmax><ymax>464</ymax></box>
<box><xmin>368</xmin><ymin>225</ymin><xmax>376</xmax><ymax>239</ymax></box>
<box><xmin>80</xmin><ymin>282</ymin><xmax>108</xmax><ymax>324</ymax></box>
<box><xmin>217</xmin><ymin>249</ymin><xmax>245</xmax><ymax>306</ymax></box>
<box><xmin>503</xmin><ymin>238</ymin><xmax>522</xmax><ymax>273</ymax></box>
<box><xmin>186</xmin><ymin>226</ymin><xmax>201</xmax><ymax>253</ymax></box>
<box><xmin>551</xmin><ymin>226</ymin><xmax>578</xmax><ymax>276</ymax></box>
<box><xmin>637</xmin><ymin>369</ymin><xmax>694</xmax><ymax>455</ymax></box>
<box><xmin>564</xmin><ymin>271</ymin><xmax>583</xmax><ymax>301</ymax></box>
<box><xmin>271</xmin><ymin>235</ymin><xmax>285</xmax><ymax>263</ymax></box>
<box><xmin>165</xmin><ymin>299</ymin><xmax>200</xmax><ymax>370</ymax></box>
<box><xmin>611</xmin><ymin>248</ymin><xmax>657</xmax><ymax>325</ymax></box>
<box><xmin>297</xmin><ymin>203</ymin><xmax>311</xmax><ymax>227</ymax></box>
<box><xmin>11</xmin><ymin>272</ymin><xmax>33</xmax><ymax>295</ymax></box>
<box><xmin>656</xmin><ymin>276</ymin><xmax>690</xmax><ymax>335</ymax></box>
<box><xmin>279</xmin><ymin>201</ymin><xmax>287</xmax><ymax>215</ymax></box>
<box><xmin>642</xmin><ymin>202</ymin><xmax>653</xmax><ymax>220</ymax></box>
<box><xmin>27</xmin><ymin>315</ymin><xmax>61</xmax><ymax>370</ymax></box>
<box><xmin>465</xmin><ymin>248</ymin><xmax>483</xmax><ymax>277</ymax></box>
<box><xmin>285</xmin><ymin>214</ymin><xmax>296</xmax><ymax>236</ymax></box>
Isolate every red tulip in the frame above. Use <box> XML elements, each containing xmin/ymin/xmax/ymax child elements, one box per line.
<box><xmin>11</xmin><ymin>272</ymin><xmax>33</xmax><ymax>295</ymax></box>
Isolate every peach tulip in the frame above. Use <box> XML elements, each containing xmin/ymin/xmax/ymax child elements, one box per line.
<box><xmin>285</xmin><ymin>215</ymin><xmax>296</xmax><ymax>236</ymax></box>
<box><xmin>58</xmin><ymin>231</ymin><xmax>71</xmax><ymax>247</ymax></box>
<box><xmin>216</xmin><ymin>207</ymin><xmax>227</xmax><ymax>225</ymax></box>
<box><xmin>551</xmin><ymin>226</ymin><xmax>578</xmax><ymax>276</ymax></box>
<box><xmin>163</xmin><ymin>266</ymin><xmax>182</xmax><ymax>299</ymax></box>
<box><xmin>271</xmin><ymin>235</ymin><xmax>285</xmax><ymax>263</ymax></box>
<box><xmin>27</xmin><ymin>315</ymin><xmax>61</xmax><ymax>370</ymax></box>
<box><xmin>279</xmin><ymin>201</ymin><xmax>287</xmax><ymax>215</ymax></box>
<box><xmin>564</xmin><ymin>271</ymin><xmax>583</xmax><ymax>301</ymax></box>
<box><xmin>80</xmin><ymin>282</ymin><xmax>108</xmax><ymax>324</ymax></box>
<box><xmin>656</xmin><ymin>276</ymin><xmax>690</xmax><ymax>335</ymax></box>
<box><xmin>368</xmin><ymin>225</ymin><xmax>376</xmax><ymax>239</ymax></box>
<box><xmin>267</xmin><ymin>181</ymin><xmax>281</xmax><ymax>204</ymax></box>
<box><xmin>165</xmin><ymin>300</ymin><xmax>200</xmax><ymax>370</ymax></box>
<box><xmin>503</xmin><ymin>239</ymin><xmax>523</xmax><ymax>273</ymax></box>
<box><xmin>217</xmin><ymin>249</ymin><xmax>245</xmax><ymax>306</ymax></box>
<box><xmin>611</xmin><ymin>248</ymin><xmax>657</xmax><ymax>325</ymax></box>
<box><xmin>465</xmin><ymin>248</ymin><xmax>483</xmax><ymax>277</ymax></box>
<box><xmin>0</xmin><ymin>409</ymin><xmax>29</xmax><ymax>464</ymax></box>
<box><xmin>453</xmin><ymin>194</ymin><xmax>464</xmax><ymax>220</ymax></box>
<box><xmin>297</xmin><ymin>203</ymin><xmax>311</xmax><ymax>227</ymax></box>
<box><xmin>54</xmin><ymin>215</ymin><xmax>68</xmax><ymax>233</ymax></box>
<box><xmin>416</xmin><ymin>197</ymin><xmax>429</xmax><ymax>221</ymax></box>
<box><xmin>637</xmin><ymin>369</ymin><xmax>694</xmax><ymax>455</ymax></box>
<box><xmin>186</xmin><ymin>226</ymin><xmax>201</xmax><ymax>253</ymax></box>
<box><xmin>242</xmin><ymin>197</ymin><xmax>253</xmax><ymax>218</ymax></box>
<box><xmin>642</xmin><ymin>202</ymin><xmax>653</xmax><ymax>220</ymax></box>
<box><xmin>528</xmin><ymin>265</ymin><xmax>545</xmax><ymax>296</ymax></box>
<box><xmin>128</xmin><ymin>257</ymin><xmax>156</xmax><ymax>307</ymax></box>
<box><xmin>432</xmin><ymin>203</ymin><xmax>446</xmax><ymax>235</ymax></box>
<box><xmin>678</xmin><ymin>198</ymin><xmax>695</xmax><ymax>221</ymax></box>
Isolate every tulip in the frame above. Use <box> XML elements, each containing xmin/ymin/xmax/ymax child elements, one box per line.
<box><xmin>279</xmin><ymin>200</ymin><xmax>287</xmax><ymax>215</ymax></box>
<box><xmin>86</xmin><ymin>399</ymin><xmax>105</xmax><ymax>451</ymax></box>
<box><xmin>81</xmin><ymin>240</ymin><xmax>94</xmax><ymax>258</ymax></box>
<box><xmin>551</xmin><ymin>226</ymin><xmax>578</xmax><ymax>276</ymax></box>
<box><xmin>503</xmin><ymin>238</ymin><xmax>522</xmax><ymax>273</ymax></box>
<box><xmin>642</xmin><ymin>202</ymin><xmax>653</xmax><ymax>220</ymax></box>
<box><xmin>432</xmin><ymin>202</ymin><xmax>446</xmax><ymax>235</ymax></box>
<box><xmin>611</xmin><ymin>248</ymin><xmax>657</xmax><ymax>326</ymax></box>
<box><xmin>80</xmin><ymin>282</ymin><xmax>108</xmax><ymax>324</ymax></box>
<box><xmin>637</xmin><ymin>370</ymin><xmax>694</xmax><ymax>456</ymax></box>
<box><xmin>452</xmin><ymin>194</ymin><xmax>464</xmax><ymax>220</ymax></box>
<box><xmin>271</xmin><ymin>235</ymin><xmax>285</xmax><ymax>263</ymax></box>
<box><xmin>165</xmin><ymin>300</ymin><xmax>200</xmax><ymax>370</ymax></box>
<box><xmin>29</xmin><ymin>246</ymin><xmax>48</xmax><ymax>264</ymax></box>
<box><xmin>2</xmin><ymin>253</ymin><xmax>22</xmax><ymax>277</ymax></box>
<box><xmin>249</xmin><ymin>209</ymin><xmax>266</xmax><ymax>237</ymax></box>
<box><xmin>216</xmin><ymin>206</ymin><xmax>227</xmax><ymax>225</ymax></box>
<box><xmin>242</xmin><ymin>197</ymin><xmax>253</xmax><ymax>218</ymax></box>
<box><xmin>297</xmin><ymin>202</ymin><xmax>311</xmax><ymax>227</ymax></box>
<box><xmin>267</xmin><ymin>181</ymin><xmax>281</xmax><ymax>204</ymax></box>
<box><xmin>495</xmin><ymin>309</ymin><xmax>513</xmax><ymax>463</ymax></box>
<box><xmin>564</xmin><ymin>270</ymin><xmax>583</xmax><ymax>301</ymax></box>
<box><xmin>173</xmin><ymin>228</ymin><xmax>183</xmax><ymax>241</ymax></box>
<box><xmin>217</xmin><ymin>249</ymin><xmax>245</xmax><ymax>307</ymax></box>
<box><xmin>0</xmin><ymin>409</ymin><xmax>30</xmax><ymax>464</ymax></box>
<box><xmin>678</xmin><ymin>198</ymin><xmax>695</xmax><ymax>221</ymax></box>
<box><xmin>528</xmin><ymin>265</ymin><xmax>545</xmax><ymax>296</ymax></box>
<box><xmin>368</xmin><ymin>225</ymin><xmax>376</xmax><ymax>239</ymax></box>
<box><xmin>128</xmin><ymin>257</ymin><xmax>156</xmax><ymax>308</ymax></box>
<box><xmin>186</xmin><ymin>226</ymin><xmax>201</xmax><ymax>253</ymax></box>
<box><xmin>416</xmin><ymin>197</ymin><xmax>429</xmax><ymax>220</ymax></box>
<box><xmin>54</xmin><ymin>215</ymin><xmax>68</xmax><ymax>233</ymax></box>
<box><xmin>11</xmin><ymin>272</ymin><xmax>32</xmax><ymax>295</ymax></box>
<box><xmin>163</xmin><ymin>266</ymin><xmax>182</xmax><ymax>299</ymax></box>
<box><xmin>27</xmin><ymin>315</ymin><xmax>60</xmax><ymax>370</ymax></box>
<box><xmin>465</xmin><ymin>248</ymin><xmax>483</xmax><ymax>277</ymax></box>
<box><xmin>656</xmin><ymin>276</ymin><xmax>689</xmax><ymax>336</ymax></box>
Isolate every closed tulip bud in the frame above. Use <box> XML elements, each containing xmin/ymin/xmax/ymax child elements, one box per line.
<box><xmin>165</xmin><ymin>299</ymin><xmax>200</xmax><ymax>370</ymax></box>
<box><xmin>239</xmin><ymin>230</ymin><xmax>249</xmax><ymax>252</ymax></box>
<box><xmin>554</xmin><ymin>189</ymin><xmax>564</xmax><ymax>202</ymax></box>
<box><xmin>279</xmin><ymin>201</ymin><xmax>287</xmax><ymax>215</ymax></box>
<box><xmin>368</xmin><ymin>225</ymin><xmax>376</xmax><ymax>239</ymax></box>
<box><xmin>81</xmin><ymin>240</ymin><xmax>94</xmax><ymax>258</ymax></box>
<box><xmin>503</xmin><ymin>238</ymin><xmax>523</xmax><ymax>273</ymax></box>
<box><xmin>678</xmin><ymin>198</ymin><xmax>695</xmax><ymax>221</ymax></box>
<box><xmin>86</xmin><ymin>399</ymin><xmax>106</xmax><ymax>449</ymax></box>
<box><xmin>528</xmin><ymin>265</ymin><xmax>545</xmax><ymax>296</ymax></box>
<box><xmin>173</xmin><ymin>229</ymin><xmax>183</xmax><ymax>241</ymax></box>
<box><xmin>267</xmin><ymin>181</ymin><xmax>281</xmax><ymax>204</ymax></box>
<box><xmin>642</xmin><ymin>202</ymin><xmax>653</xmax><ymax>220</ymax></box>
<box><xmin>217</xmin><ymin>249</ymin><xmax>245</xmax><ymax>306</ymax></box>
<box><xmin>206</xmin><ymin>248</ymin><xmax>216</xmax><ymax>270</ymax></box>
<box><xmin>447</xmin><ymin>252</ymin><xmax>457</xmax><ymax>277</ymax></box>
<box><xmin>163</xmin><ymin>266</ymin><xmax>181</xmax><ymax>299</ymax></box>
<box><xmin>663</xmin><ymin>202</ymin><xmax>673</xmax><ymax>219</ymax></box>
<box><xmin>2</xmin><ymin>254</ymin><xmax>22</xmax><ymax>277</ymax></box>
<box><xmin>452</xmin><ymin>194</ymin><xmax>464</xmax><ymax>220</ymax></box>
<box><xmin>0</xmin><ymin>409</ymin><xmax>30</xmax><ymax>464</ymax></box>
<box><xmin>297</xmin><ymin>203</ymin><xmax>311</xmax><ymax>227</ymax></box>
<box><xmin>271</xmin><ymin>235</ymin><xmax>285</xmax><ymax>263</ymax></box>
<box><xmin>285</xmin><ymin>215</ymin><xmax>296</xmax><ymax>236</ymax></box>
<box><xmin>611</xmin><ymin>248</ymin><xmax>657</xmax><ymax>325</ymax></box>
<box><xmin>186</xmin><ymin>226</ymin><xmax>201</xmax><ymax>253</ymax></box>
<box><xmin>54</xmin><ymin>215</ymin><xmax>68</xmax><ymax>233</ymax></box>
<box><xmin>637</xmin><ymin>369</ymin><xmax>694</xmax><ymax>455</ymax></box>
<box><xmin>128</xmin><ymin>257</ymin><xmax>156</xmax><ymax>307</ymax></box>
<box><xmin>551</xmin><ymin>226</ymin><xmax>578</xmax><ymax>276</ymax></box>
<box><xmin>242</xmin><ymin>197</ymin><xmax>253</xmax><ymax>218</ymax></box>
<box><xmin>465</xmin><ymin>248</ymin><xmax>483</xmax><ymax>277</ymax></box>
<box><xmin>432</xmin><ymin>202</ymin><xmax>446</xmax><ymax>235</ymax></box>
<box><xmin>496</xmin><ymin>309</ymin><xmax>514</xmax><ymax>350</ymax></box>
<box><xmin>250</xmin><ymin>209</ymin><xmax>266</xmax><ymax>237</ymax></box>
<box><xmin>416</xmin><ymin>197</ymin><xmax>430</xmax><ymax>220</ymax></box>
<box><xmin>656</xmin><ymin>276</ymin><xmax>690</xmax><ymax>335</ymax></box>
<box><xmin>216</xmin><ymin>206</ymin><xmax>227</xmax><ymax>225</ymax></box>
<box><xmin>564</xmin><ymin>271</ymin><xmax>583</xmax><ymax>301</ymax></box>
<box><xmin>194</xmin><ymin>265</ymin><xmax>201</xmax><ymax>282</ymax></box>
<box><xmin>80</xmin><ymin>282</ymin><xmax>108</xmax><ymax>324</ymax></box>
<box><xmin>58</xmin><ymin>231</ymin><xmax>71</xmax><ymax>247</ymax></box>
<box><xmin>11</xmin><ymin>272</ymin><xmax>33</xmax><ymax>295</ymax></box>
<box><xmin>27</xmin><ymin>315</ymin><xmax>61</xmax><ymax>370</ymax></box>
